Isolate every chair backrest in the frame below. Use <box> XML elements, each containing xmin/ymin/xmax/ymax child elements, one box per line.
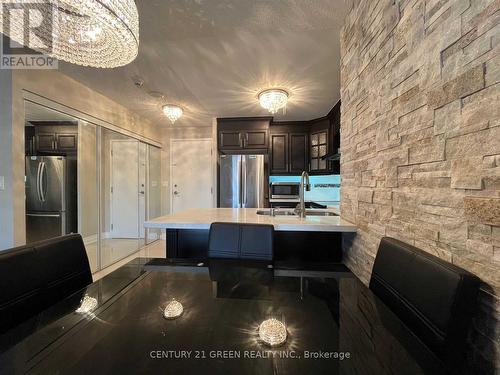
<box><xmin>0</xmin><ymin>234</ymin><xmax>92</xmax><ymax>332</ymax></box>
<box><xmin>370</xmin><ymin>237</ymin><xmax>480</xmax><ymax>365</ymax></box>
<box><xmin>208</xmin><ymin>223</ymin><xmax>274</xmax><ymax>284</ymax></box>
<box><xmin>208</xmin><ymin>222</ymin><xmax>273</xmax><ymax>260</ymax></box>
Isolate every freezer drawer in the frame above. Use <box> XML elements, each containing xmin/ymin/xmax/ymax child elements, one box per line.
<box><xmin>26</xmin><ymin>212</ymin><xmax>65</xmax><ymax>244</ymax></box>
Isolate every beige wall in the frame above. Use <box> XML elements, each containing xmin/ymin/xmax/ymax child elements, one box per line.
<box><xmin>340</xmin><ymin>0</ymin><xmax>499</xmax><ymax>371</ymax></box>
<box><xmin>1</xmin><ymin>69</ymin><xmax>163</xmax><ymax>249</ymax></box>
<box><xmin>0</xmin><ymin>70</ymin><xmax>14</xmax><ymax>250</ymax></box>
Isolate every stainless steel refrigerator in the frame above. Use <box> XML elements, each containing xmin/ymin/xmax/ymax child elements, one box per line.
<box><xmin>25</xmin><ymin>156</ymin><xmax>77</xmax><ymax>243</ymax></box>
<box><xmin>219</xmin><ymin>154</ymin><xmax>266</xmax><ymax>208</ymax></box>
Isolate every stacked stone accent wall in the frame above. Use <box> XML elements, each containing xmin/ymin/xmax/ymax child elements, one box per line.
<box><xmin>340</xmin><ymin>0</ymin><xmax>499</xmax><ymax>372</ymax></box>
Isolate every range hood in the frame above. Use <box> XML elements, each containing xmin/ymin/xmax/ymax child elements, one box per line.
<box><xmin>321</xmin><ymin>148</ymin><xmax>341</xmax><ymax>161</ymax></box>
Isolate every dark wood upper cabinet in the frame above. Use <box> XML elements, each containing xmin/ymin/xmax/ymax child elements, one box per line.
<box><xmin>270</xmin><ymin>133</ymin><xmax>288</xmax><ymax>174</ymax></box>
<box><xmin>289</xmin><ymin>133</ymin><xmax>308</xmax><ymax>173</ymax></box>
<box><xmin>31</xmin><ymin>122</ymin><xmax>78</xmax><ymax>154</ymax></box>
<box><xmin>219</xmin><ymin>131</ymin><xmax>243</xmax><ymax>150</ymax></box>
<box><xmin>269</xmin><ymin>122</ymin><xmax>309</xmax><ymax>175</ymax></box>
<box><xmin>217</xmin><ymin>117</ymin><xmax>271</xmax><ymax>153</ymax></box>
<box><xmin>36</xmin><ymin>133</ymin><xmax>56</xmax><ymax>151</ymax></box>
<box><xmin>244</xmin><ymin>130</ymin><xmax>267</xmax><ymax>149</ymax></box>
<box><xmin>309</xmin><ymin>129</ymin><xmax>329</xmax><ymax>172</ymax></box>
<box><xmin>56</xmin><ymin>133</ymin><xmax>78</xmax><ymax>151</ymax></box>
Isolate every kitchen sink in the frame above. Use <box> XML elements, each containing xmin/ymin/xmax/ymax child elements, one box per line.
<box><xmin>256</xmin><ymin>209</ymin><xmax>338</xmax><ymax>217</ymax></box>
<box><xmin>256</xmin><ymin>209</ymin><xmax>296</xmax><ymax>216</ymax></box>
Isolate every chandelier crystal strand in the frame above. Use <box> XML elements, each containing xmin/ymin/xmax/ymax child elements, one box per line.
<box><xmin>0</xmin><ymin>0</ymin><xmax>139</xmax><ymax>68</ymax></box>
<box><xmin>162</xmin><ymin>105</ymin><xmax>183</xmax><ymax>124</ymax></box>
<box><xmin>259</xmin><ymin>89</ymin><xmax>289</xmax><ymax>114</ymax></box>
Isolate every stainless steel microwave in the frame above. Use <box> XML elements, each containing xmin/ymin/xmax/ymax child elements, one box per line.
<box><xmin>269</xmin><ymin>182</ymin><xmax>300</xmax><ymax>200</ymax></box>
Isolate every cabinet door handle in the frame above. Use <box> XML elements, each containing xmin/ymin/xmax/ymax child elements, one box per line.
<box><xmin>239</xmin><ymin>133</ymin><xmax>243</xmax><ymax>148</ymax></box>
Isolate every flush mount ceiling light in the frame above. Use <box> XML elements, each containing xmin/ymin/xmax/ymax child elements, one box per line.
<box><xmin>258</xmin><ymin>89</ymin><xmax>289</xmax><ymax>114</ymax></box>
<box><xmin>163</xmin><ymin>299</ymin><xmax>183</xmax><ymax>319</ymax></box>
<box><xmin>0</xmin><ymin>0</ymin><xmax>139</xmax><ymax>68</ymax></box>
<box><xmin>258</xmin><ymin>318</ymin><xmax>287</xmax><ymax>347</ymax></box>
<box><xmin>162</xmin><ymin>105</ymin><xmax>183</xmax><ymax>124</ymax></box>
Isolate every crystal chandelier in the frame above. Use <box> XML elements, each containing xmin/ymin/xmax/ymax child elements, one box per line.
<box><xmin>258</xmin><ymin>89</ymin><xmax>289</xmax><ymax>114</ymax></box>
<box><xmin>162</xmin><ymin>105</ymin><xmax>183</xmax><ymax>124</ymax></box>
<box><xmin>0</xmin><ymin>0</ymin><xmax>139</xmax><ymax>68</ymax></box>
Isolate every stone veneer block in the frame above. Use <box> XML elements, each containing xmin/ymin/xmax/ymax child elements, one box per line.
<box><xmin>464</xmin><ymin>197</ymin><xmax>500</xmax><ymax>226</ymax></box>
<box><xmin>427</xmin><ymin>63</ymin><xmax>485</xmax><ymax>109</ymax></box>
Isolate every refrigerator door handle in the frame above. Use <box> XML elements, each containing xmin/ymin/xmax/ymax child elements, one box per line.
<box><xmin>238</xmin><ymin>155</ymin><xmax>243</xmax><ymax>208</ymax></box>
<box><xmin>36</xmin><ymin>161</ymin><xmax>43</xmax><ymax>202</ymax></box>
<box><xmin>242</xmin><ymin>156</ymin><xmax>247</xmax><ymax>207</ymax></box>
<box><xmin>40</xmin><ymin>161</ymin><xmax>47</xmax><ymax>202</ymax></box>
<box><xmin>26</xmin><ymin>213</ymin><xmax>61</xmax><ymax>218</ymax></box>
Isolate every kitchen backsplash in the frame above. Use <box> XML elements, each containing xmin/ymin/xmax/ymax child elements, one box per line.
<box><xmin>269</xmin><ymin>175</ymin><xmax>340</xmax><ymax>202</ymax></box>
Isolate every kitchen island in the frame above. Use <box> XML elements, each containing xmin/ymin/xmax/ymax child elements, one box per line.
<box><xmin>145</xmin><ymin>208</ymin><xmax>357</xmax><ymax>262</ymax></box>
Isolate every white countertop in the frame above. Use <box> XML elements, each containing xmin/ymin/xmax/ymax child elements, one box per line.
<box><xmin>144</xmin><ymin>208</ymin><xmax>356</xmax><ymax>233</ymax></box>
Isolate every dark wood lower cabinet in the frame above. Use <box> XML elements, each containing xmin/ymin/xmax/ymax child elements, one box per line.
<box><xmin>165</xmin><ymin>228</ymin><xmax>342</xmax><ymax>263</ymax></box>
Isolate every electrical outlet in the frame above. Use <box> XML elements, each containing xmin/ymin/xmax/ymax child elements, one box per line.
<box><xmin>0</xmin><ymin>176</ymin><xmax>4</xmax><ymax>191</ymax></box>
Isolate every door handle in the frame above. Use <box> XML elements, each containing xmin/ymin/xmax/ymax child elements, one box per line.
<box><xmin>173</xmin><ymin>191</ymin><xmax>179</xmax><ymax>195</ymax></box>
<box><xmin>36</xmin><ymin>162</ymin><xmax>42</xmax><ymax>202</ymax></box>
<box><xmin>26</xmin><ymin>213</ymin><xmax>61</xmax><ymax>218</ymax></box>
<box><xmin>40</xmin><ymin>162</ymin><xmax>47</xmax><ymax>202</ymax></box>
<box><xmin>242</xmin><ymin>157</ymin><xmax>247</xmax><ymax>206</ymax></box>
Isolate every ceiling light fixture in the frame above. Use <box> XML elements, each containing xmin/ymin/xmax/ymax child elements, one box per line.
<box><xmin>162</xmin><ymin>105</ymin><xmax>183</xmax><ymax>124</ymax></box>
<box><xmin>258</xmin><ymin>318</ymin><xmax>287</xmax><ymax>347</ymax></box>
<box><xmin>0</xmin><ymin>0</ymin><xmax>139</xmax><ymax>68</ymax></box>
<box><xmin>163</xmin><ymin>299</ymin><xmax>183</xmax><ymax>319</ymax></box>
<box><xmin>258</xmin><ymin>89</ymin><xmax>289</xmax><ymax>114</ymax></box>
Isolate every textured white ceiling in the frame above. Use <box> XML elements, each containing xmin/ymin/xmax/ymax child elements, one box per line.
<box><xmin>59</xmin><ymin>0</ymin><xmax>348</xmax><ymax>127</ymax></box>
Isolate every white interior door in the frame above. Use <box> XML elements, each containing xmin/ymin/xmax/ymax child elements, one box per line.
<box><xmin>138</xmin><ymin>143</ymin><xmax>146</xmax><ymax>238</ymax></box>
<box><xmin>171</xmin><ymin>139</ymin><xmax>213</xmax><ymax>213</ymax></box>
<box><xmin>111</xmin><ymin>140</ymin><xmax>139</xmax><ymax>238</ymax></box>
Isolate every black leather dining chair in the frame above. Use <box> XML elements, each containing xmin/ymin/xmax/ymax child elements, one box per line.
<box><xmin>0</xmin><ymin>234</ymin><xmax>92</xmax><ymax>332</ymax></box>
<box><xmin>370</xmin><ymin>237</ymin><xmax>480</xmax><ymax>369</ymax></box>
<box><xmin>207</xmin><ymin>222</ymin><xmax>274</xmax><ymax>295</ymax></box>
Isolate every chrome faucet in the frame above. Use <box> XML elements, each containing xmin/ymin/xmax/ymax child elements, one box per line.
<box><xmin>296</xmin><ymin>171</ymin><xmax>311</xmax><ymax>218</ymax></box>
